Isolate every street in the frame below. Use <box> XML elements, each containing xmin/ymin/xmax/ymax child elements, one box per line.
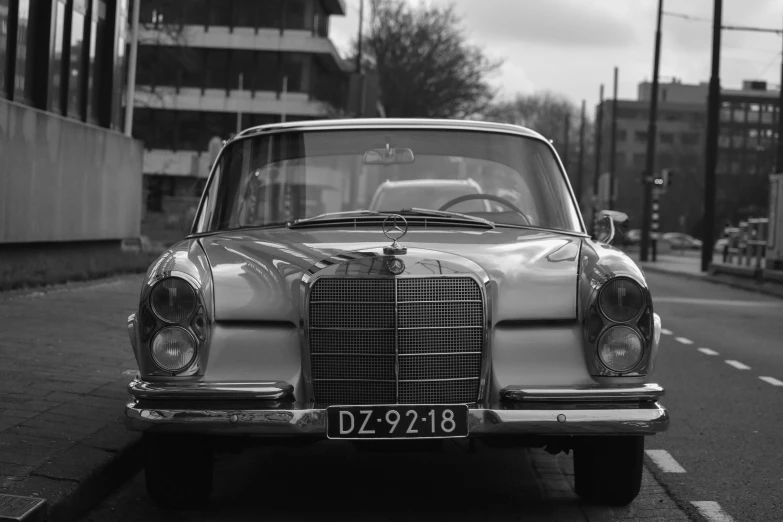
<box><xmin>77</xmin><ymin>270</ymin><xmax>783</xmax><ymax>521</ymax></box>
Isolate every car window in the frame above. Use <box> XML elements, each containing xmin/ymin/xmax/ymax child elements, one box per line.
<box><xmin>199</xmin><ymin>129</ymin><xmax>582</xmax><ymax>233</ymax></box>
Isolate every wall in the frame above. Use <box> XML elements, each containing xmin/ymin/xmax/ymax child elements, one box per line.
<box><xmin>0</xmin><ymin>98</ymin><xmax>143</xmax><ymax>243</ymax></box>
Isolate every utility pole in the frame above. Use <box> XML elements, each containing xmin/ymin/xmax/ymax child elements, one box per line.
<box><xmin>641</xmin><ymin>0</ymin><xmax>664</xmax><ymax>263</ymax></box>
<box><xmin>592</xmin><ymin>84</ymin><xmax>605</xmax><ymax>220</ymax></box>
<box><xmin>577</xmin><ymin>99</ymin><xmax>586</xmax><ymax>208</ymax></box>
<box><xmin>356</xmin><ymin>0</ymin><xmax>364</xmax><ymax>73</ymax></box>
<box><xmin>702</xmin><ymin>0</ymin><xmax>723</xmax><ymax>272</ymax></box>
<box><xmin>778</xmin><ymin>21</ymin><xmax>783</xmax><ymax>172</ymax></box>
<box><xmin>563</xmin><ymin>113</ymin><xmax>571</xmax><ymax>168</ymax></box>
<box><xmin>609</xmin><ymin>67</ymin><xmax>619</xmax><ymax>210</ymax></box>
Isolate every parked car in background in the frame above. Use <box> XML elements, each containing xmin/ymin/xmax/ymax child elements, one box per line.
<box><xmin>125</xmin><ymin>119</ymin><xmax>668</xmax><ymax>509</ymax></box>
<box><xmin>369</xmin><ymin>178</ymin><xmax>494</xmax><ymax>213</ymax></box>
<box><xmin>662</xmin><ymin>232</ymin><xmax>702</xmax><ymax>250</ymax></box>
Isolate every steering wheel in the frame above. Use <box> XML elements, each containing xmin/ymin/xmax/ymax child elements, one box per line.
<box><xmin>438</xmin><ymin>194</ymin><xmax>532</xmax><ymax>225</ymax></box>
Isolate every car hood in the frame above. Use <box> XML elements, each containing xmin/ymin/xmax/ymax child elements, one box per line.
<box><xmin>198</xmin><ymin>226</ymin><xmax>582</xmax><ymax>323</ymax></box>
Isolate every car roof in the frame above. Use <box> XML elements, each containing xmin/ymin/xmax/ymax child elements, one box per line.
<box><xmin>231</xmin><ymin>118</ymin><xmax>547</xmax><ymax>144</ymax></box>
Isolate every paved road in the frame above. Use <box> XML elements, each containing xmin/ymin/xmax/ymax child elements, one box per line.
<box><xmin>643</xmin><ymin>270</ymin><xmax>783</xmax><ymax>522</ymax></box>
<box><xmin>80</xmin><ymin>270</ymin><xmax>783</xmax><ymax>521</ymax></box>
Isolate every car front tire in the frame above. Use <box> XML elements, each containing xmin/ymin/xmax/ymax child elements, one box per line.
<box><xmin>574</xmin><ymin>435</ymin><xmax>644</xmax><ymax>506</ymax></box>
<box><xmin>143</xmin><ymin>433</ymin><xmax>214</xmax><ymax>509</ymax></box>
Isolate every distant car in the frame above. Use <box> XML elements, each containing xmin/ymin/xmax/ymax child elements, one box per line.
<box><xmin>368</xmin><ymin>178</ymin><xmax>493</xmax><ymax>213</ymax></box>
<box><xmin>662</xmin><ymin>232</ymin><xmax>702</xmax><ymax>250</ymax></box>
<box><xmin>714</xmin><ymin>238</ymin><xmax>729</xmax><ymax>254</ymax></box>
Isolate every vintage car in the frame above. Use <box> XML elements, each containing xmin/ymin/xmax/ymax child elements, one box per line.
<box><xmin>125</xmin><ymin>119</ymin><xmax>668</xmax><ymax>508</ymax></box>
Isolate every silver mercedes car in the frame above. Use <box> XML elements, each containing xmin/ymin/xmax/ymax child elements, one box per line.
<box><xmin>125</xmin><ymin>118</ymin><xmax>668</xmax><ymax>509</ymax></box>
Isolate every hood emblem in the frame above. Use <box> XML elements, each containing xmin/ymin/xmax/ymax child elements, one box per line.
<box><xmin>387</xmin><ymin>258</ymin><xmax>405</xmax><ymax>275</ymax></box>
<box><xmin>383</xmin><ymin>214</ymin><xmax>408</xmax><ymax>255</ymax></box>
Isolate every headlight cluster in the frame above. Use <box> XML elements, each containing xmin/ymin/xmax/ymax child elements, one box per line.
<box><xmin>594</xmin><ymin>278</ymin><xmax>647</xmax><ymax>374</ymax></box>
<box><xmin>146</xmin><ymin>277</ymin><xmax>202</xmax><ymax>373</ymax></box>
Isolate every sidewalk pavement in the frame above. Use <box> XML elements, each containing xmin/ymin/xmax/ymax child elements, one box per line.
<box><xmin>630</xmin><ymin>251</ymin><xmax>783</xmax><ymax>299</ymax></box>
<box><xmin>0</xmin><ymin>275</ymin><xmax>144</xmax><ymax>522</ymax></box>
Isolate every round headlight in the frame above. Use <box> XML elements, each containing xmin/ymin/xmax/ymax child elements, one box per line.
<box><xmin>150</xmin><ymin>277</ymin><xmax>197</xmax><ymax>323</ymax></box>
<box><xmin>151</xmin><ymin>327</ymin><xmax>196</xmax><ymax>372</ymax></box>
<box><xmin>598</xmin><ymin>278</ymin><xmax>644</xmax><ymax>322</ymax></box>
<box><xmin>598</xmin><ymin>326</ymin><xmax>644</xmax><ymax>372</ymax></box>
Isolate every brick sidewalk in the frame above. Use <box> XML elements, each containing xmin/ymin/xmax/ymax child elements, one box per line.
<box><xmin>0</xmin><ymin>275</ymin><xmax>144</xmax><ymax>521</ymax></box>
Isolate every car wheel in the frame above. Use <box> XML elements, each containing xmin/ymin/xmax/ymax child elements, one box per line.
<box><xmin>573</xmin><ymin>436</ymin><xmax>643</xmax><ymax>506</ymax></box>
<box><xmin>143</xmin><ymin>433</ymin><xmax>214</xmax><ymax>509</ymax></box>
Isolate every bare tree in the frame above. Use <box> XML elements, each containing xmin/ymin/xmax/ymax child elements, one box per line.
<box><xmin>357</xmin><ymin>0</ymin><xmax>501</xmax><ymax>119</ymax></box>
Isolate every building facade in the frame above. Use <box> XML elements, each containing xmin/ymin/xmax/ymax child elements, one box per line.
<box><xmin>596</xmin><ymin>79</ymin><xmax>779</xmax><ymax>238</ymax></box>
<box><xmin>131</xmin><ymin>0</ymin><xmax>352</xmax><ymax>229</ymax></box>
<box><xmin>0</xmin><ymin>0</ymin><xmax>142</xmax><ymax>247</ymax></box>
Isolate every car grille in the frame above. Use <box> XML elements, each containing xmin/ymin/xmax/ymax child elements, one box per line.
<box><xmin>308</xmin><ymin>277</ymin><xmax>484</xmax><ymax>405</ymax></box>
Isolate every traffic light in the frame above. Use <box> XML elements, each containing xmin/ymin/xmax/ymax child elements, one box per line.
<box><xmin>653</xmin><ymin>176</ymin><xmax>664</xmax><ymax>186</ymax></box>
<box><xmin>662</xmin><ymin>169</ymin><xmax>674</xmax><ymax>188</ymax></box>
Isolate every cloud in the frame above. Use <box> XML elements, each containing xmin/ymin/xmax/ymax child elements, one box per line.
<box><xmin>449</xmin><ymin>0</ymin><xmax>637</xmax><ymax>48</ymax></box>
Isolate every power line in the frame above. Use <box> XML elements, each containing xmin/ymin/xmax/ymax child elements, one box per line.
<box><xmin>663</xmin><ymin>11</ymin><xmax>711</xmax><ymax>23</ymax></box>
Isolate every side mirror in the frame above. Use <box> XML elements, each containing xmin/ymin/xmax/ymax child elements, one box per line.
<box><xmin>593</xmin><ymin>210</ymin><xmax>629</xmax><ymax>244</ymax></box>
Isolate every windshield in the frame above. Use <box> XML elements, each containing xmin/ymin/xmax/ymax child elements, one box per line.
<box><xmin>194</xmin><ymin>129</ymin><xmax>583</xmax><ymax>233</ymax></box>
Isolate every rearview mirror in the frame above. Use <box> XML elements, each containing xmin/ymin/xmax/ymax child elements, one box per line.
<box><xmin>593</xmin><ymin>210</ymin><xmax>629</xmax><ymax>244</ymax></box>
<box><xmin>363</xmin><ymin>147</ymin><xmax>415</xmax><ymax>165</ymax></box>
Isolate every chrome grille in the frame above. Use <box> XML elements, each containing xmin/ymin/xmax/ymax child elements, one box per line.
<box><xmin>308</xmin><ymin>276</ymin><xmax>484</xmax><ymax>405</ymax></box>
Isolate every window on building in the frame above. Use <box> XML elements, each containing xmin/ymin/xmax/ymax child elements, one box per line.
<box><xmin>0</xmin><ymin>0</ymin><xmax>9</xmax><ymax>97</ymax></box>
<box><xmin>85</xmin><ymin>0</ymin><xmax>104</xmax><ymax>123</ymax></box>
<box><xmin>207</xmin><ymin>0</ymin><xmax>231</xmax><ymax>27</ymax></box>
<box><xmin>286</xmin><ymin>0</ymin><xmax>308</xmax><ymax>30</ymax></box>
<box><xmin>281</xmin><ymin>53</ymin><xmax>307</xmax><ymax>92</ymax></box>
<box><xmin>49</xmin><ymin>0</ymin><xmax>67</xmax><ymax>113</ymax></box>
<box><xmin>112</xmin><ymin>0</ymin><xmax>128</xmax><ymax>130</ymax></box>
<box><xmin>255</xmin><ymin>52</ymin><xmax>278</xmax><ymax>91</ymax></box>
<box><xmin>67</xmin><ymin>0</ymin><xmax>88</xmax><ymax>119</ymax></box>
<box><xmin>177</xmin><ymin>111</ymin><xmax>201</xmax><ymax>150</ymax></box>
<box><xmin>232</xmin><ymin>0</ymin><xmax>256</xmax><ymax>29</ymax></box>
<box><xmin>13</xmin><ymin>0</ymin><xmax>39</xmax><ymax>103</ymax></box>
<box><xmin>660</xmin><ymin>132</ymin><xmax>674</xmax><ymax>144</ymax></box>
<box><xmin>229</xmin><ymin>49</ymin><xmax>254</xmax><ymax>90</ymax></box>
<box><xmin>681</xmin><ymin>133</ymin><xmax>699</xmax><ymax>146</ymax></box>
<box><xmin>634</xmin><ymin>131</ymin><xmax>648</xmax><ymax>143</ymax></box>
<box><xmin>204</xmin><ymin>48</ymin><xmax>229</xmax><ymax>89</ymax></box>
<box><xmin>258</xmin><ymin>0</ymin><xmax>282</xmax><ymax>29</ymax></box>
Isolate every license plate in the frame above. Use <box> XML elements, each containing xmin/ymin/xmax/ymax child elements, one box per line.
<box><xmin>326</xmin><ymin>405</ymin><xmax>469</xmax><ymax>439</ymax></box>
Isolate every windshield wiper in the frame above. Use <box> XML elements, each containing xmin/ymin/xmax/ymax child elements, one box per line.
<box><xmin>289</xmin><ymin>210</ymin><xmax>381</xmax><ymax>227</ymax></box>
<box><xmin>393</xmin><ymin>208</ymin><xmax>495</xmax><ymax>227</ymax></box>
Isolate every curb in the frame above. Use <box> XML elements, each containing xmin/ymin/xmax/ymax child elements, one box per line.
<box><xmin>0</xmin><ymin>273</ymin><xmax>145</xmax><ymax>301</ymax></box>
<box><xmin>5</xmin><ymin>421</ymin><xmax>143</xmax><ymax>522</ymax></box>
<box><xmin>641</xmin><ymin>263</ymin><xmax>783</xmax><ymax>300</ymax></box>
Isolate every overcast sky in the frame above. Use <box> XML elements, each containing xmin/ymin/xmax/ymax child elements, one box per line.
<box><xmin>330</xmin><ymin>0</ymin><xmax>783</xmax><ymax>112</ymax></box>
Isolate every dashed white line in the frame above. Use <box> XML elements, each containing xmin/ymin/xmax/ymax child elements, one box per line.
<box><xmin>644</xmin><ymin>449</ymin><xmax>687</xmax><ymax>473</ymax></box>
<box><xmin>690</xmin><ymin>501</ymin><xmax>735</xmax><ymax>521</ymax></box>
<box><xmin>674</xmin><ymin>337</ymin><xmax>694</xmax><ymax>345</ymax></box>
<box><xmin>725</xmin><ymin>360</ymin><xmax>751</xmax><ymax>370</ymax></box>
<box><xmin>660</xmin><ymin>328</ymin><xmax>673</xmax><ymax>335</ymax></box>
<box><xmin>759</xmin><ymin>376</ymin><xmax>783</xmax><ymax>386</ymax></box>
<box><xmin>698</xmin><ymin>348</ymin><xmax>720</xmax><ymax>356</ymax></box>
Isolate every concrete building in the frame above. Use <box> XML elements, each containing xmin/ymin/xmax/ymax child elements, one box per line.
<box><xmin>131</xmin><ymin>0</ymin><xmax>353</xmax><ymax>235</ymax></box>
<box><xmin>597</xmin><ymin>78</ymin><xmax>780</xmax><ymax>237</ymax></box>
<box><xmin>1</xmin><ymin>0</ymin><xmax>142</xmax><ymax>249</ymax></box>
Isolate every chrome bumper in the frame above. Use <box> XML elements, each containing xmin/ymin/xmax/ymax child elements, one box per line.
<box><xmin>126</xmin><ymin>379</ymin><xmax>669</xmax><ymax>436</ymax></box>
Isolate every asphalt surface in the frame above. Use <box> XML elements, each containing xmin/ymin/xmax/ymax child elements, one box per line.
<box><xmin>643</xmin><ymin>270</ymin><xmax>783</xmax><ymax>521</ymax></box>
<box><xmin>79</xmin><ymin>270</ymin><xmax>783</xmax><ymax>521</ymax></box>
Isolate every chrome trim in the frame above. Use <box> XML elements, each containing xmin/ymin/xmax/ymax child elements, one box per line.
<box><xmin>128</xmin><ymin>378</ymin><xmax>294</xmax><ymax>400</ymax></box>
<box><xmin>300</xmin><ymin>250</ymin><xmax>492</xmax><ymax>406</ymax></box>
<box><xmin>127</xmin><ymin>314</ymin><xmax>138</xmax><ymax>354</ymax></box>
<box><xmin>126</xmin><ymin>401</ymin><xmax>669</xmax><ymax>436</ymax></box>
<box><xmin>500</xmin><ymin>384</ymin><xmax>665</xmax><ymax>402</ymax></box>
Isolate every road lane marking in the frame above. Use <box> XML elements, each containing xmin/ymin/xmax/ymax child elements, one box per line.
<box><xmin>674</xmin><ymin>337</ymin><xmax>694</xmax><ymax>345</ymax></box>
<box><xmin>690</xmin><ymin>501</ymin><xmax>735</xmax><ymax>521</ymax></box>
<box><xmin>698</xmin><ymin>348</ymin><xmax>719</xmax><ymax>356</ymax></box>
<box><xmin>759</xmin><ymin>376</ymin><xmax>783</xmax><ymax>386</ymax></box>
<box><xmin>644</xmin><ymin>449</ymin><xmax>686</xmax><ymax>473</ymax></box>
<box><xmin>660</xmin><ymin>328</ymin><xmax>673</xmax><ymax>335</ymax></box>
<box><xmin>654</xmin><ymin>297</ymin><xmax>780</xmax><ymax>307</ymax></box>
<box><xmin>725</xmin><ymin>360</ymin><xmax>751</xmax><ymax>370</ymax></box>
